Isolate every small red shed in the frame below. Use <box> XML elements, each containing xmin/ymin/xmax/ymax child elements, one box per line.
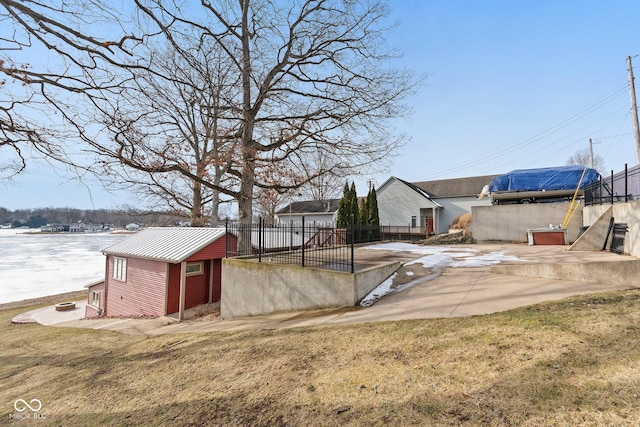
<box><xmin>86</xmin><ymin>227</ymin><xmax>235</xmax><ymax>320</ymax></box>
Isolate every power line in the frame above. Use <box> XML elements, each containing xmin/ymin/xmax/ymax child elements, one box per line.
<box><xmin>409</xmin><ymin>85</ymin><xmax>629</xmax><ymax>180</ymax></box>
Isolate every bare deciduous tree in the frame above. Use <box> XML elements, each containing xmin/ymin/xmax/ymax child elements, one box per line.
<box><xmin>2</xmin><ymin>0</ymin><xmax>421</xmax><ymax>252</ymax></box>
<box><xmin>135</xmin><ymin>1</ymin><xmax>419</xmax><ymax>232</ymax></box>
<box><xmin>0</xmin><ymin>0</ymin><xmax>143</xmax><ymax>178</ymax></box>
<box><xmin>295</xmin><ymin>151</ymin><xmax>344</xmax><ymax>201</ymax></box>
<box><xmin>94</xmin><ymin>44</ymin><xmax>239</xmax><ymax>226</ymax></box>
<box><xmin>567</xmin><ymin>148</ymin><xmax>604</xmax><ymax>174</ymax></box>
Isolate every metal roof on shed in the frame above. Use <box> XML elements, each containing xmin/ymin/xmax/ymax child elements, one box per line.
<box><xmin>102</xmin><ymin>227</ymin><xmax>226</xmax><ymax>263</ymax></box>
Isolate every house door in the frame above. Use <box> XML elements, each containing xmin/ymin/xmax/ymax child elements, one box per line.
<box><xmin>421</xmin><ymin>216</ymin><xmax>434</xmax><ymax>235</ymax></box>
<box><xmin>426</xmin><ymin>218</ymin><xmax>434</xmax><ymax>234</ymax></box>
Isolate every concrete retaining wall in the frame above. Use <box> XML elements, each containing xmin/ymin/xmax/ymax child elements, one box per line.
<box><xmin>491</xmin><ymin>259</ymin><xmax>640</xmax><ymax>286</ymax></box>
<box><xmin>220</xmin><ymin>259</ymin><xmax>401</xmax><ymax>319</ymax></box>
<box><xmin>569</xmin><ymin>207</ymin><xmax>613</xmax><ymax>252</ymax></box>
<box><xmin>582</xmin><ymin>201</ymin><xmax>640</xmax><ymax>256</ymax></box>
<box><xmin>471</xmin><ymin>202</ymin><xmax>583</xmax><ymax>243</ymax></box>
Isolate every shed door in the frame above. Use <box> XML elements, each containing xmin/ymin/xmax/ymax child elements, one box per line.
<box><xmin>184</xmin><ymin>261</ymin><xmax>209</xmax><ymax>309</ymax></box>
<box><xmin>166</xmin><ymin>262</ymin><xmax>210</xmax><ymax>315</ymax></box>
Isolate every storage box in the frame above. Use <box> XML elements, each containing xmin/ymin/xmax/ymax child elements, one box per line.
<box><xmin>527</xmin><ymin>228</ymin><xmax>568</xmax><ymax>245</ymax></box>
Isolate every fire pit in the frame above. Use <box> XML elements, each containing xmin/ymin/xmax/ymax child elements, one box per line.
<box><xmin>54</xmin><ymin>302</ymin><xmax>76</xmax><ymax>312</ymax></box>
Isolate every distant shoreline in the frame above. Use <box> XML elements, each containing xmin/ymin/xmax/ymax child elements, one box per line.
<box><xmin>0</xmin><ymin>290</ymin><xmax>87</xmax><ymax>312</ymax></box>
<box><xmin>16</xmin><ymin>230</ymin><xmax>137</xmax><ymax>235</ymax></box>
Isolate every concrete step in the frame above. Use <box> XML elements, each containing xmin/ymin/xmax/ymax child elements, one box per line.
<box><xmin>491</xmin><ymin>258</ymin><xmax>640</xmax><ymax>286</ymax></box>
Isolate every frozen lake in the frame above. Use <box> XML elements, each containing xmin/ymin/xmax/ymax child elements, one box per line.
<box><xmin>0</xmin><ymin>228</ymin><xmax>129</xmax><ymax>303</ymax></box>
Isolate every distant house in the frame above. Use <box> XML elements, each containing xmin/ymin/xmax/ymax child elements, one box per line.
<box><xmin>70</xmin><ymin>223</ymin><xmax>85</xmax><ymax>233</ymax></box>
<box><xmin>73</xmin><ymin>223</ymin><xmax>108</xmax><ymax>233</ymax></box>
<box><xmin>41</xmin><ymin>223</ymin><xmax>69</xmax><ymax>232</ymax></box>
<box><xmin>125</xmin><ymin>223</ymin><xmax>140</xmax><ymax>231</ymax></box>
<box><xmin>86</xmin><ymin>227</ymin><xmax>235</xmax><ymax>320</ymax></box>
<box><xmin>377</xmin><ymin>174</ymin><xmax>499</xmax><ymax>234</ymax></box>
<box><xmin>275</xmin><ymin>199</ymin><xmax>340</xmax><ymax>225</ymax></box>
<box><xmin>85</xmin><ymin>224</ymin><xmax>107</xmax><ymax>232</ymax></box>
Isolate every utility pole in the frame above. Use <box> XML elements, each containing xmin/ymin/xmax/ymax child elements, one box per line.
<box><xmin>627</xmin><ymin>56</ymin><xmax>640</xmax><ymax>165</ymax></box>
<box><xmin>589</xmin><ymin>138</ymin><xmax>600</xmax><ymax>169</ymax></box>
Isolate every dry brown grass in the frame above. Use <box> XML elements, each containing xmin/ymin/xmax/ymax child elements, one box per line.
<box><xmin>188</xmin><ymin>303</ymin><xmax>221</xmax><ymax>321</ymax></box>
<box><xmin>450</xmin><ymin>213</ymin><xmax>472</xmax><ymax>230</ymax></box>
<box><xmin>2</xmin><ymin>290</ymin><xmax>640</xmax><ymax>426</ymax></box>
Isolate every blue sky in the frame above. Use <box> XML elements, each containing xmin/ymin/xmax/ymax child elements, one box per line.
<box><xmin>2</xmin><ymin>0</ymin><xmax>640</xmax><ymax>210</ymax></box>
<box><xmin>382</xmin><ymin>1</ymin><xmax>639</xmax><ymax>183</ymax></box>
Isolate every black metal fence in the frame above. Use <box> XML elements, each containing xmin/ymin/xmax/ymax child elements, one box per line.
<box><xmin>585</xmin><ymin>164</ymin><xmax>640</xmax><ymax>206</ymax></box>
<box><xmin>379</xmin><ymin>225</ymin><xmax>431</xmax><ymax>242</ymax></box>
<box><xmin>225</xmin><ymin>217</ymin><xmax>386</xmax><ymax>273</ymax></box>
<box><xmin>224</xmin><ymin>216</ymin><xmax>435</xmax><ymax>272</ymax></box>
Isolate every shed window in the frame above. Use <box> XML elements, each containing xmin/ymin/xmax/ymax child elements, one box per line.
<box><xmin>186</xmin><ymin>262</ymin><xmax>203</xmax><ymax>276</ymax></box>
<box><xmin>91</xmin><ymin>291</ymin><xmax>100</xmax><ymax>307</ymax></box>
<box><xmin>113</xmin><ymin>257</ymin><xmax>127</xmax><ymax>281</ymax></box>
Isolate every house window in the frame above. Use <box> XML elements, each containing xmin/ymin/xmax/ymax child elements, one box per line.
<box><xmin>91</xmin><ymin>291</ymin><xmax>100</xmax><ymax>307</ymax></box>
<box><xmin>186</xmin><ymin>261</ymin><xmax>203</xmax><ymax>276</ymax></box>
<box><xmin>411</xmin><ymin>216</ymin><xmax>417</xmax><ymax>228</ymax></box>
<box><xmin>113</xmin><ymin>257</ymin><xmax>127</xmax><ymax>281</ymax></box>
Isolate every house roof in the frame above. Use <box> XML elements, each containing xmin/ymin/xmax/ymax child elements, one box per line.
<box><xmin>394</xmin><ymin>177</ymin><xmax>434</xmax><ymax>199</ymax></box>
<box><xmin>377</xmin><ymin>176</ymin><xmax>442</xmax><ymax>208</ymax></box>
<box><xmin>102</xmin><ymin>227</ymin><xmax>226</xmax><ymax>263</ymax></box>
<box><xmin>276</xmin><ymin>199</ymin><xmax>340</xmax><ymax>215</ymax></box>
<box><xmin>411</xmin><ymin>174</ymin><xmax>501</xmax><ymax>198</ymax></box>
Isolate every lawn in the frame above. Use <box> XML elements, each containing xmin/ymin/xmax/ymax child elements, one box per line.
<box><xmin>2</xmin><ymin>289</ymin><xmax>640</xmax><ymax>426</ymax></box>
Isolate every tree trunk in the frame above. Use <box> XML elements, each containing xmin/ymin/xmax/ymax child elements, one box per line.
<box><xmin>236</xmin><ymin>0</ymin><xmax>255</xmax><ymax>254</ymax></box>
<box><xmin>236</xmin><ymin>150</ymin><xmax>255</xmax><ymax>253</ymax></box>
<box><xmin>191</xmin><ymin>181</ymin><xmax>205</xmax><ymax>227</ymax></box>
<box><xmin>210</xmin><ymin>189</ymin><xmax>220</xmax><ymax>226</ymax></box>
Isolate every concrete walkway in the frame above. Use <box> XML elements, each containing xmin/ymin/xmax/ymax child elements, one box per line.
<box><xmin>14</xmin><ymin>243</ymin><xmax>638</xmax><ymax>335</ymax></box>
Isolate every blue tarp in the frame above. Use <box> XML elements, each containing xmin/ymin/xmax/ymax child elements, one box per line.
<box><xmin>489</xmin><ymin>165</ymin><xmax>600</xmax><ymax>192</ymax></box>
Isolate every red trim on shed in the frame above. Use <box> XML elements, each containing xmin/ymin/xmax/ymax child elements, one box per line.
<box><xmin>186</xmin><ymin>236</ymin><xmax>230</xmax><ymax>262</ymax></box>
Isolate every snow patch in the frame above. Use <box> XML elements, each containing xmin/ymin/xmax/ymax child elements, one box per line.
<box><xmin>360</xmin><ymin>243</ymin><xmax>520</xmax><ymax>307</ymax></box>
<box><xmin>360</xmin><ymin>273</ymin><xmax>397</xmax><ymax>307</ymax></box>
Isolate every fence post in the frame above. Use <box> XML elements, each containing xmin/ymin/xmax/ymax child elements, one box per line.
<box><xmin>625</xmin><ymin>163</ymin><xmax>629</xmax><ymax>202</ymax></box>
<box><xmin>599</xmin><ymin>177</ymin><xmax>603</xmax><ymax>205</ymax></box>
<box><xmin>350</xmin><ymin>214</ymin><xmax>355</xmax><ymax>273</ymax></box>
<box><xmin>289</xmin><ymin>219</ymin><xmax>293</xmax><ymax>251</ymax></box>
<box><xmin>258</xmin><ymin>217</ymin><xmax>263</xmax><ymax>262</ymax></box>
<box><xmin>611</xmin><ymin>170</ymin><xmax>614</xmax><ymax>204</ymax></box>
<box><xmin>225</xmin><ymin>218</ymin><xmax>229</xmax><ymax>258</ymax></box>
<box><xmin>301</xmin><ymin>216</ymin><xmax>305</xmax><ymax>267</ymax></box>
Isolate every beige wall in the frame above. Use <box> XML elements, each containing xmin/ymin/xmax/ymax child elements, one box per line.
<box><xmin>221</xmin><ymin>258</ymin><xmax>400</xmax><ymax>319</ymax></box>
<box><xmin>491</xmin><ymin>258</ymin><xmax>640</xmax><ymax>285</ymax></box>
<box><xmin>471</xmin><ymin>200</ymin><xmax>639</xmax><ymax>255</ymax></box>
<box><xmin>582</xmin><ymin>201</ymin><xmax>640</xmax><ymax>256</ymax></box>
<box><xmin>471</xmin><ymin>202</ymin><xmax>583</xmax><ymax>243</ymax></box>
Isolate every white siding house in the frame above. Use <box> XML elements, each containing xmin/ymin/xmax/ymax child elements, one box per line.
<box><xmin>377</xmin><ymin>177</ymin><xmax>442</xmax><ymax>234</ymax></box>
<box><xmin>275</xmin><ymin>199</ymin><xmax>340</xmax><ymax>225</ymax></box>
<box><xmin>377</xmin><ymin>174</ymin><xmax>499</xmax><ymax>234</ymax></box>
